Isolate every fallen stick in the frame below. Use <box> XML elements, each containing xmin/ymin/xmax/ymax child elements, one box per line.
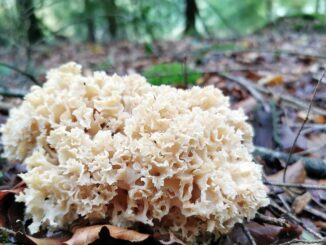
<box><xmin>218</xmin><ymin>73</ymin><xmax>326</xmax><ymax>116</ymax></box>
<box><xmin>0</xmin><ymin>62</ymin><xmax>40</xmax><ymax>85</ymax></box>
<box><xmin>264</xmin><ymin>181</ymin><xmax>326</xmax><ymax>190</ymax></box>
<box><xmin>241</xmin><ymin>223</ymin><xmax>257</xmax><ymax>245</ymax></box>
<box><xmin>0</xmin><ymin>101</ymin><xmax>15</xmax><ymax>111</ymax></box>
<box><xmin>255</xmin><ymin>213</ymin><xmax>288</xmax><ymax>227</ymax></box>
<box><xmin>303</xmin><ymin>206</ymin><xmax>326</xmax><ymax>221</ymax></box>
<box><xmin>278</xmin><ymin>238</ymin><xmax>326</xmax><ymax>245</ymax></box>
<box><xmin>269</xmin><ymin>201</ymin><xmax>323</xmax><ymax>239</ymax></box>
<box><xmin>254</xmin><ymin>146</ymin><xmax>326</xmax><ymax>179</ymax></box>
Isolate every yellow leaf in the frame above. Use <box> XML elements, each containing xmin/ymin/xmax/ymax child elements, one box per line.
<box><xmin>258</xmin><ymin>75</ymin><xmax>283</xmax><ymax>86</ymax></box>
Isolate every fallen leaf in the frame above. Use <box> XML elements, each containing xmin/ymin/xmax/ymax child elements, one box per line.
<box><xmin>0</xmin><ymin>181</ymin><xmax>25</xmax><ymax>228</ymax></box>
<box><xmin>258</xmin><ymin>75</ymin><xmax>283</xmax><ymax>86</ymax></box>
<box><xmin>278</xmin><ymin>124</ymin><xmax>307</xmax><ymax>150</ymax></box>
<box><xmin>64</xmin><ymin>225</ymin><xmax>150</xmax><ymax>245</ymax></box>
<box><xmin>245</xmin><ymin>70</ymin><xmax>262</xmax><ymax>81</ymax></box>
<box><xmin>16</xmin><ymin>232</ymin><xmax>69</xmax><ymax>245</ymax></box>
<box><xmin>246</xmin><ymin>222</ymin><xmax>282</xmax><ymax>245</ymax></box>
<box><xmin>312</xmin><ymin>115</ymin><xmax>326</xmax><ymax>124</ymax></box>
<box><xmin>292</xmin><ymin>192</ymin><xmax>312</xmax><ymax>214</ymax></box>
<box><xmin>0</xmin><ymin>181</ymin><xmax>25</xmax><ymax>201</ymax></box>
<box><xmin>277</xmin><ymin>224</ymin><xmax>302</xmax><ymax>243</ymax></box>
<box><xmin>223</xmin><ymin>223</ymin><xmax>248</xmax><ymax>245</ymax></box>
<box><xmin>267</xmin><ymin>160</ymin><xmax>306</xmax><ymax>183</ymax></box>
<box><xmin>232</xmin><ymin>96</ymin><xmax>257</xmax><ymax>114</ymax></box>
<box><xmin>314</xmin><ymin>221</ymin><xmax>326</xmax><ymax>230</ymax></box>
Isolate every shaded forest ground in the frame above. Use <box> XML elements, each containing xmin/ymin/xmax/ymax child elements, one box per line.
<box><xmin>0</xmin><ymin>16</ymin><xmax>326</xmax><ymax>244</ymax></box>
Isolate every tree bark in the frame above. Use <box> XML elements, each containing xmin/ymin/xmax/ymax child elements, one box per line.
<box><xmin>106</xmin><ymin>0</ymin><xmax>117</xmax><ymax>39</ymax></box>
<box><xmin>85</xmin><ymin>0</ymin><xmax>95</xmax><ymax>42</ymax></box>
<box><xmin>315</xmin><ymin>0</ymin><xmax>320</xmax><ymax>14</ymax></box>
<box><xmin>16</xmin><ymin>0</ymin><xmax>43</xmax><ymax>44</ymax></box>
<box><xmin>266</xmin><ymin>0</ymin><xmax>273</xmax><ymax>22</ymax></box>
<box><xmin>184</xmin><ymin>0</ymin><xmax>198</xmax><ymax>35</ymax></box>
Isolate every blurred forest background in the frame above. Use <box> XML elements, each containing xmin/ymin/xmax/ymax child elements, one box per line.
<box><xmin>0</xmin><ymin>0</ymin><xmax>326</xmax><ymax>43</ymax></box>
<box><xmin>0</xmin><ymin>0</ymin><xmax>325</xmax><ymax>88</ymax></box>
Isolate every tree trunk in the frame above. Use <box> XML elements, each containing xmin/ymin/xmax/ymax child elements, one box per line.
<box><xmin>16</xmin><ymin>0</ymin><xmax>43</xmax><ymax>44</ymax></box>
<box><xmin>85</xmin><ymin>0</ymin><xmax>95</xmax><ymax>42</ymax></box>
<box><xmin>106</xmin><ymin>0</ymin><xmax>117</xmax><ymax>39</ymax></box>
<box><xmin>266</xmin><ymin>0</ymin><xmax>273</xmax><ymax>22</ymax></box>
<box><xmin>184</xmin><ymin>0</ymin><xmax>198</xmax><ymax>35</ymax></box>
<box><xmin>315</xmin><ymin>0</ymin><xmax>320</xmax><ymax>14</ymax></box>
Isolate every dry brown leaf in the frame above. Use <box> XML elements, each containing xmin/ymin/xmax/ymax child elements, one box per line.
<box><xmin>258</xmin><ymin>75</ymin><xmax>283</xmax><ymax>86</ymax></box>
<box><xmin>246</xmin><ymin>222</ymin><xmax>282</xmax><ymax>245</ymax></box>
<box><xmin>232</xmin><ymin>96</ymin><xmax>257</xmax><ymax>114</ymax></box>
<box><xmin>64</xmin><ymin>225</ymin><xmax>150</xmax><ymax>245</ymax></box>
<box><xmin>0</xmin><ymin>181</ymin><xmax>25</xmax><ymax>201</ymax></box>
<box><xmin>314</xmin><ymin>221</ymin><xmax>326</xmax><ymax>230</ymax></box>
<box><xmin>292</xmin><ymin>192</ymin><xmax>312</xmax><ymax>214</ymax></box>
<box><xmin>297</xmin><ymin>111</ymin><xmax>326</xmax><ymax>124</ymax></box>
<box><xmin>0</xmin><ymin>181</ymin><xmax>25</xmax><ymax>228</ymax></box>
<box><xmin>312</xmin><ymin>115</ymin><xmax>326</xmax><ymax>124</ymax></box>
<box><xmin>16</xmin><ymin>232</ymin><xmax>69</xmax><ymax>245</ymax></box>
<box><xmin>267</xmin><ymin>160</ymin><xmax>306</xmax><ymax>183</ymax></box>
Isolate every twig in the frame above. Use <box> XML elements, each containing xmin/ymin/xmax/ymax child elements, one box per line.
<box><xmin>278</xmin><ymin>238</ymin><xmax>326</xmax><ymax>245</ymax></box>
<box><xmin>0</xmin><ymin>62</ymin><xmax>40</xmax><ymax>85</ymax></box>
<box><xmin>254</xmin><ymin>146</ymin><xmax>326</xmax><ymax>179</ymax></box>
<box><xmin>0</xmin><ymin>101</ymin><xmax>15</xmax><ymax>111</ymax></box>
<box><xmin>301</xmin><ymin>124</ymin><xmax>326</xmax><ymax>134</ymax></box>
<box><xmin>304</xmin><ymin>206</ymin><xmax>326</xmax><ymax>221</ymax></box>
<box><xmin>264</xmin><ymin>181</ymin><xmax>326</xmax><ymax>190</ymax></box>
<box><xmin>0</xmin><ymin>87</ymin><xmax>26</xmax><ymax>98</ymax></box>
<box><xmin>255</xmin><ymin>213</ymin><xmax>288</xmax><ymax>227</ymax></box>
<box><xmin>217</xmin><ymin>72</ymin><xmax>265</xmax><ymax>102</ymax></box>
<box><xmin>217</xmin><ymin>73</ymin><xmax>326</xmax><ymax>116</ymax></box>
<box><xmin>278</xmin><ymin>194</ymin><xmax>292</xmax><ymax>212</ymax></box>
<box><xmin>283</xmin><ymin>70</ymin><xmax>325</xmax><ymax>182</ymax></box>
<box><xmin>270</xmin><ymin>202</ymin><xmax>323</xmax><ymax>239</ymax></box>
<box><xmin>240</xmin><ymin>223</ymin><xmax>257</xmax><ymax>245</ymax></box>
<box><xmin>202</xmin><ymin>47</ymin><xmax>326</xmax><ymax>60</ymax></box>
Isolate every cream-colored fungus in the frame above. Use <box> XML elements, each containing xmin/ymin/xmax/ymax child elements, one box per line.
<box><xmin>1</xmin><ymin>62</ymin><xmax>269</xmax><ymax>243</ymax></box>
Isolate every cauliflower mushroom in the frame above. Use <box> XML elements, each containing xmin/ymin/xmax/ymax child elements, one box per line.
<box><xmin>1</xmin><ymin>62</ymin><xmax>269</xmax><ymax>243</ymax></box>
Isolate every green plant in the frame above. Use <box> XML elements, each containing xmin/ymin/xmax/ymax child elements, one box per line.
<box><xmin>143</xmin><ymin>63</ymin><xmax>201</xmax><ymax>86</ymax></box>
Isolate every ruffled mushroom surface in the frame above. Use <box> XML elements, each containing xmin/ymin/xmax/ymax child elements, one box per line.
<box><xmin>1</xmin><ymin>62</ymin><xmax>269</xmax><ymax>243</ymax></box>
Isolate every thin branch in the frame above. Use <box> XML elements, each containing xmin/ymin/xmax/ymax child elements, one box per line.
<box><xmin>198</xmin><ymin>47</ymin><xmax>326</xmax><ymax>60</ymax></box>
<box><xmin>0</xmin><ymin>101</ymin><xmax>15</xmax><ymax>111</ymax></box>
<box><xmin>254</xmin><ymin>146</ymin><xmax>326</xmax><ymax>179</ymax></box>
<box><xmin>269</xmin><ymin>202</ymin><xmax>323</xmax><ymax>239</ymax></box>
<box><xmin>255</xmin><ymin>213</ymin><xmax>288</xmax><ymax>227</ymax></box>
<box><xmin>278</xmin><ymin>238</ymin><xmax>326</xmax><ymax>245</ymax></box>
<box><xmin>217</xmin><ymin>72</ymin><xmax>265</xmax><ymax>102</ymax></box>
<box><xmin>0</xmin><ymin>87</ymin><xmax>26</xmax><ymax>98</ymax></box>
<box><xmin>0</xmin><ymin>62</ymin><xmax>40</xmax><ymax>85</ymax></box>
<box><xmin>283</xmin><ymin>70</ymin><xmax>325</xmax><ymax>182</ymax></box>
<box><xmin>304</xmin><ymin>206</ymin><xmax>326</xmax><ymax>221</ymax></box>
<box><xmin>264</xmin><ymin>181</ymin><xmax>326</xmax><ymax>190</ymax></box>
<box><xmin>240</xmin><ymin>223</ymin><xmax>257</xmax><ymax>245</ymax></box>
<box><xmin>217</xmin><ymin>73</ymin><xmax>326</xmax><ymax>116</ymax></box>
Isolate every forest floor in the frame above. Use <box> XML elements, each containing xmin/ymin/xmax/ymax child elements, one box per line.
<box><xmin>0</xmin><ymin>17</ymin><xmax>326</xmax><ymax>244</ymax></box>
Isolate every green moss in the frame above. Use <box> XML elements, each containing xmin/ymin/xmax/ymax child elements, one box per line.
<box><xmin>143</xmin><ymin>63</ymin><xmax>201</xmax><ymax>86</ymax></box>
